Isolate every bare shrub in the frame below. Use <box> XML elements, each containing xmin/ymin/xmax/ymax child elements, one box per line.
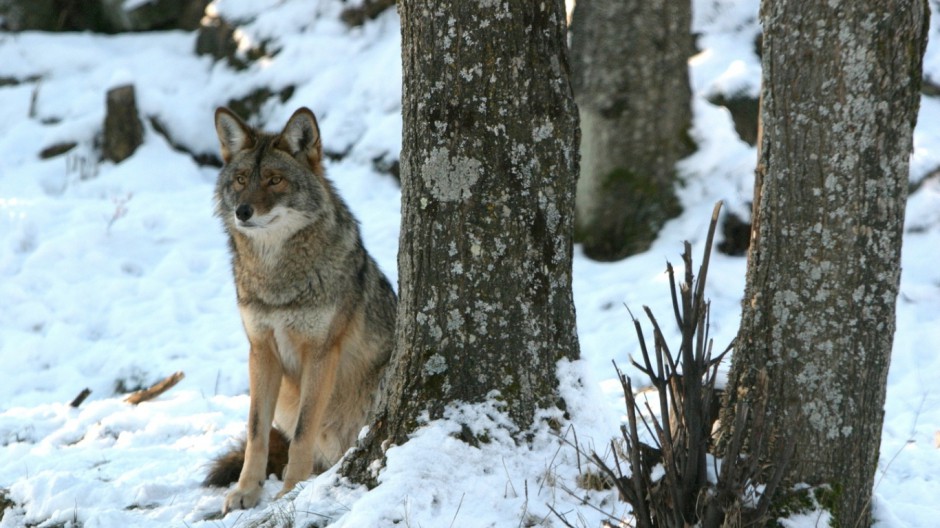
<box><xmin>567</xmin><ymin>202</ymin><xmax>793</xmax><ymax>528</ymax></box>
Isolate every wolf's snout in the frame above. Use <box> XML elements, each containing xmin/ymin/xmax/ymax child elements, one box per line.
<box><xmin>236</xmin><ymin>204</ymin><xmax>254</xmax><ymax>222</ymax></box>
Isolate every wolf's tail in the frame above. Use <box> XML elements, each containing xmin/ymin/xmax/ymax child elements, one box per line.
<box><xmin>202</xmin><ymin>428</ymin><xmax>291</xmax><ymax>487</ymax></box>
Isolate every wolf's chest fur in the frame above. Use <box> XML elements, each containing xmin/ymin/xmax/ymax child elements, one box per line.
<box><xmin>239</xmin><ymin>302</ymin><xmax>336</xmax><ymax>378</ymax></box>
<box><xmin>231</xmin><ymin>224</ymin><xmax>338</xmax><ymax>307</ymax></box>
<box><xmin>235</xmin><ymin>234</ymin><xmax>341</xmax><ymax>372</ymax></box>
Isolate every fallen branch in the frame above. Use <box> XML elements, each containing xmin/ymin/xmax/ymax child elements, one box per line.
<box><xmin>69</xmin><ymin>388</ymin><xmax>92</xmax><ymax>408</ymax></box>
<box><xmin>124</xmin><ymin>371</ymin><xmax>184</xmax><ymax>405</ymax></box>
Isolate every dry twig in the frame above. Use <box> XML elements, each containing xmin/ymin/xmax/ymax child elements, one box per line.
<box><xmin>124</xmin><ymin>371</ymin><xmax>184</xmax><ymax>405</ymax></box>
<box><xmin>69</xmin><ymin>388</ymin><xmax>91</xmax><ymax>408</ymax></box>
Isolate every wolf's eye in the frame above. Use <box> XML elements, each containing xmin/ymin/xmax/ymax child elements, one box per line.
<box><xmin>269</xmin><ymin>176</ymin><xmax>283</xmax><ymax>185</ymax></box>
<box><xmin>234</xmin><ymin>175</ymin><xmax>247</xmax><ymax>186</ymax></box>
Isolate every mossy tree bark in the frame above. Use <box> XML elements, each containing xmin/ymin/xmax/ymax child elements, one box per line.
<box><xmin>721</xmin><ymin>1</ymin><xmax>929</xmax><ymax>525</ymax></box>
<box><xmin>342</xmin><ymin>0</ymin><xmax>581</xmax><ymax>486</ymax></box>
<box><xmin>569</xmin><ymin>0</ymin><xmax>693</xmax><ymax>261</ymax></box>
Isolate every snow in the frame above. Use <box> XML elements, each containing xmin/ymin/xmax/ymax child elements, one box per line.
<box><xmin>1</xmin><ymin>0</ymin><xmax>939</xmax><ymax>526</ymax></box>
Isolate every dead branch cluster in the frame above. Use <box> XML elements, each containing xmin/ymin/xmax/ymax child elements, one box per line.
<box><xmin>578</xmin><ymin>203</ymin><xmax>792</xmax><ymax>528</ymax></box>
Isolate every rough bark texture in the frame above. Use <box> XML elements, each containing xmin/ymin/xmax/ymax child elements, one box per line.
<box><xmin>722</xmin><ymin>1</ymin><xmax>928</xmax><ymax>526</ymax></box>
<box><xmin>342</xmin><ymin>0</ymin><xmax>581</xmax><ymax>486</ymax></box>
<box><xmin>570</xmin><ymin>0</ymin><xmax>693</xmax><ymax>261</ymax></box>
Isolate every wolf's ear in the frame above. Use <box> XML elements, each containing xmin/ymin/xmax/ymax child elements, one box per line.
<box><xmin>215</xmin><ymin>107</ymin><xmax>254</xmax><ymax>163</ymax></box>
<box><xmin>276</xmin><ymin>107</ymin><xmax>322</xmax><ymax>169</ymax></box>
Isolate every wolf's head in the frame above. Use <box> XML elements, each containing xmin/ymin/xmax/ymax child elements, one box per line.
<box><xmin>213</xmin><ymin>107</ymin><xmax>332</xmax><ymax>244</ymax></box>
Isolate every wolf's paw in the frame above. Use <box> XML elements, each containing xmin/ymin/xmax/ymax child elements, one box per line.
<box><xmin>274</xmin><ymin>480</ymin><xmax>299</xmax><ymax>500</ymax></box>
<box><xmin>223</xmin><ymin>485</ymin><xmax>263</xmax><ymax>514</ymax></box>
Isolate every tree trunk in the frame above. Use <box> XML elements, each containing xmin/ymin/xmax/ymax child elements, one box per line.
<box><xmin>722</xmin><ymin>1</ymin><xmax>929</xmax><ymax>525</ymax></box>
<box><xmin>569</xmin><ymin>0</ymin><xmax>693</xmax><ymax>261</ymax></box>
<box><xmin>342</xmin><ymin>0</ymin><xmax>581</xmax><ymax>486</ymax></box>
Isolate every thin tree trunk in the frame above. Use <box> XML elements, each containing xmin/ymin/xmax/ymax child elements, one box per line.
<box><xmin>722</xmin><ymin>1</ymin><xmax>929</xmax><ymax>525</ymax></box>
<box><xmin>343</xmin><ymin>0</ymin><xmax>581</xmax><ymax>486</ymax></box>
<box><xmin>570</xmin><ymin>0</ymin><xmax>693</xmax><ymax>261</ymax></box>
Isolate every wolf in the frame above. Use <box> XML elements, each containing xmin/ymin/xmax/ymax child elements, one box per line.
<box><xmin>203</xmin><ymin>106</ymin><xmax>397</xmax><ymax>513</ymax></box>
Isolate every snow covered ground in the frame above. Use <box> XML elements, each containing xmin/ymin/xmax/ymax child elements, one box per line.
<box><xmin>1</xmin><ymin>0</ymin><xmax>938</xmax><ymax>526</ymax></box>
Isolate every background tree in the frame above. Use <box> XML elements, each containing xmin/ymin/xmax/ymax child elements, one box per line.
<box><xmin>569</xmin><ymin>0</ymin><xmax>694</xmax><ymax>261</ymax></box>
<box><xmin>722</xmin><ymin>0</ymin><xmax>929</xmax><ymax>525</ymax></box>
<box><xmin>343</xmin><ymin>0</ymin><xmax>581</xmax><ymax>485</ymax></box>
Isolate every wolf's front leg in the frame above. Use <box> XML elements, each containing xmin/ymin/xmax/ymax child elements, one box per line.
<box><xmin>276</xmin><ymin>332</ymin><xmax>343</xmax><ymax>497</ymax></box>
<box><xmin>224</xmin><ymin>334</ymin><xmax>282</xmax><ymax>514</ymax></box>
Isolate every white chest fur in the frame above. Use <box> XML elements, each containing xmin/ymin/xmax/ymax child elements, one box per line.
<box><xmin>272</xmin><ymin>324</ymin><xmax>301</xmax><ymax>378</ymax></box>
<box><xmin>238</xmin><ymin>304</ymin><xmax>337</xmax><ymax>380</ymax></box>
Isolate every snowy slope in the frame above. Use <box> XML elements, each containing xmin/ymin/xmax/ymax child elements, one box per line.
<box><xmin>0</xmin><ymin>0</ymin><xmax>938</xmax><ymax>527</ymax></box>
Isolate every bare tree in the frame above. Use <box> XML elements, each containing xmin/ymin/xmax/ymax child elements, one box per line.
<box><xmin>343</xmin><ymin>0</ymin><xmax>581</xmax><ymax>485</ymax></box>
<box><xmin>722</xmin><ymin>0</ymin><xmax>929</xmax><ymax>525</ymax></box>
<box><xmin>569</xmin><ymin>0</ymin><xmax>694</xmax><ymax>261</ymax></box>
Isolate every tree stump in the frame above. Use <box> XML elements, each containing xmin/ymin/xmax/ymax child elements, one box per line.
<box><xmin>103</xmin><ymin>84</ymin><xmax>144</xmax><ymax>163</ymax></box>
